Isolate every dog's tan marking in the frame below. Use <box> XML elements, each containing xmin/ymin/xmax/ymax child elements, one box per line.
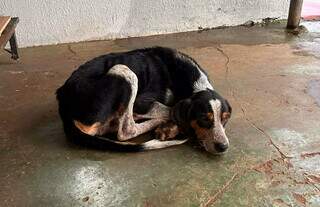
<box><xmin>207</xmin><ymin>112</ymin><xmax>214</xmax><ymax>122</ymax></box>
<box><xmin>74</xmin><ymin>121</ymin><xmax>101</xmax><ymax>136</ymax></box>
<box><xmin>190</xmin><ymin>120</ymin><xmax>212</xmax><ymax>140</ymax></box>
<box><xmin>73</xmin><ymin>101</ymin><xmax>126</xmax><ymax>137</ymax></box>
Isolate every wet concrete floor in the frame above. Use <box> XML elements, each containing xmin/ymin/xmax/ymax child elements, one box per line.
<box><xmin>0</xmin><ymin>22</ymin><xmax>320</xmax><ymax>206</ymax></box>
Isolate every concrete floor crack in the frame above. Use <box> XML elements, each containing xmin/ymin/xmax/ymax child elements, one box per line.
<box><xmin>301</xmin><ymin>172</ymin><xmax>320</xmax><ymax>192</ymax></box>
<box><xmin>216</xmin><ymin>45</ymin><xmax>230</xmax><ymax>80</ymax></box>
<box><xmin>215</xmin><ymin>46</ymin><xmax>292</xmax><ymax>161</ymax></box>
<box><xmin>242</xmin><ymin>114</ymin><xmax>292</xmax><ymax>160</ymax></box>
<box><xmin>202</xmin><ymin>172</ymin><xmax>239</xmax><ymax>207</ymax></box>
<box><xmin>67</xmin><ymin>45</ymin><xmax>79</xmax><ymax>58</ymax></box>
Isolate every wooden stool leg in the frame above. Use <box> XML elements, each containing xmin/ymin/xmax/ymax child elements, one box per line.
<box><xmin>9</xmin><ymin>32</ymin><xmax>19</xmax><ymax>60</ymax></box>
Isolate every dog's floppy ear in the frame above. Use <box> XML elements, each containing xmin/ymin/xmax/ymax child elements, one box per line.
<box><xmin>221</xmin><ymin>98</ymin><xmax>232</xmax><ymax>126</ymax></box>
<box><xmin>171</xmin><ymin>98</ymin><xmax>192</xmax><ymax>128</ymax></box>
<box><xmin>221</xmin><ymin>98</ymin><xmax>232</xmax><ymax>115</ymax></box>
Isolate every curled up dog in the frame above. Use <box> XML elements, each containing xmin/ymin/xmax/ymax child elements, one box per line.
<box><xmin>56</xmin><ymin>47</ymin><xmax>232</xmax><ymax>154</ymax></box>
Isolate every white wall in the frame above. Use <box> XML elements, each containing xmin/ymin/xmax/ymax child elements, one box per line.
<box><xmin>1</xmin><ymin>0</ymin><xmax>290</xmax><ymax>48</ymax></box>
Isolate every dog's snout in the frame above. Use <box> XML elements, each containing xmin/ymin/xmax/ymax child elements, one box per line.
<box><xmin>214</xmin><ymin>143</ymin><xmax>229</xmax><ymax>153</ymax></box>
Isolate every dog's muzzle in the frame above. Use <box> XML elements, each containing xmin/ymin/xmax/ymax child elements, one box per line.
<box><xmin>200</xmin><ymin>126</ymin><xmax>229</xmax><ymax>154</ymax></box>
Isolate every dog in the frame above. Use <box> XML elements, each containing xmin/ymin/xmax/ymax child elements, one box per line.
<box><xmin>56</xmin><ymin>47</ymin><xmax>232</xmax><ymax>153</ymax></box>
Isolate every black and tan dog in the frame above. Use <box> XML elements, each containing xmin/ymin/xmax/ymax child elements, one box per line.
<box><xmin>56</xmin><ymin>47</ymin><xmax>232</xmax><ymax>153</ymax></box>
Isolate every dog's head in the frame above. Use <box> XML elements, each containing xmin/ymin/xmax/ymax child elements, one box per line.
<box><xmin>172</xmin><ymin>90</ymin><xmax>232</xmax><ymax>154</ymax></box>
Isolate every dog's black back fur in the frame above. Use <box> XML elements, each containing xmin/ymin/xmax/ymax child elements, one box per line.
<box><xmin>56</xmin><ymin>47</ymin><xmax>212</xmax><ymax>151</ymax></box>
<box><xmin>57</xmin><ymin>47</ymin><xmax>204</xmax><ymax>121</ymax></box>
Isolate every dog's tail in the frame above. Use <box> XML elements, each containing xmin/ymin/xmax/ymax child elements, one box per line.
<box><xmin>64</xmin><ymin>120</ymin><xmax>187</xmax><ymax>152</ymax></box>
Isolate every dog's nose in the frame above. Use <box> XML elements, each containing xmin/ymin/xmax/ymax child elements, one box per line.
<box><xmin>214</xmin><ymin>143</ymin><xmax>229</xmax><ymax>152</ymax></box>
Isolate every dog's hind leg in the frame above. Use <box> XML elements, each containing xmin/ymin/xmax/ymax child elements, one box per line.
<box><xmin>133</xmin><ymin>101</ymin><xmax>171</xmax><ymax>121</ymax></box>
<box><xmin>108</xmin><ymin>65</ymin><xmax>168</xmax><ymax>141</ymax></box>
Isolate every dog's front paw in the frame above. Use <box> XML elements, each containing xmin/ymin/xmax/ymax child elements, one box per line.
<box><xmin>155</xmin><ymin>121</ymin><xmax>180</xmax><ymax>141</ymax></box>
